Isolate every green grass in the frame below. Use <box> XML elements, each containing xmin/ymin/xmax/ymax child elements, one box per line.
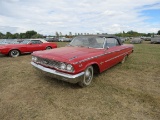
<box><xmin>0</xmin><ymin>42</ymin><xmax>160</xmax><ymax>120</ymax></box>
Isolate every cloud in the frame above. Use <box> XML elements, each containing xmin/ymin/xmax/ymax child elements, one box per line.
<box><xmin>0</xmin><ymin>0</ymin><xmax>160</xmax><ymax>35</ymax></box>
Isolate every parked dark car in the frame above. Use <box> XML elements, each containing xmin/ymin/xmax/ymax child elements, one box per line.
<box><xmin>120</xmin><ymin>37</ymin><xmax>126</xmax><ymax>43</ymax></box>
<box><xmin>151</xmin><ymin>37</ymin><xmax>160</xmax><ymax>44</ymax></box>
<box><xmin>141</xmin><ymin>37</ymin><xmax>151</xmax><ymax>41</ymax></box>
<box><xmin>45</xmin><ymin>38</ymin><xmax>59</xmax><ymax>42</ymax></box>
<box><xmin>130</xmin><ymin>38</ymin><xmax>143</xmax><ymax>44</ymax></box>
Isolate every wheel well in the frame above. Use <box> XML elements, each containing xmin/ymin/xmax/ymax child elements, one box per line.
<box><xmin>9</xmin><ymin>49</ymin><xmax>21</xmax><ymax>55</ymax></box>
<box><xmin>46</xmin><ymin>46</ymin><xmax>52</xmax><ymax>48</ymax></box>
<box><xmin>126</xmin><ymin>54</ymin><xmax>129</xmax><ymax>57</ymax></box>
<box><xmin>92</xmin><ymin>64</ymin><xmax>100</xmax><ymax>74</ymax></box>
<box><xmin>132</xmin><ymin>50</ymin><xmax>134</xmax><ymax>53</ymax></box>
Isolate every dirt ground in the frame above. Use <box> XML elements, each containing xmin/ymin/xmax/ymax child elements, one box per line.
<box><xmin>0</xmin><ymin>42</ymin><xmax>160</xmax><ymax>120</ymax></box>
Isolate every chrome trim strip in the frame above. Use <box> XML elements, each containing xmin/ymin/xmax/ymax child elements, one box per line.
<box><xmin>74</xmin><ymin>47</ymin><xmax>133</xmax><ymax>64</ymax></box>
<box><xmin>105</xmin><ymin>50</ymin><xmax>132</xmax><ymax>63</ymax></box>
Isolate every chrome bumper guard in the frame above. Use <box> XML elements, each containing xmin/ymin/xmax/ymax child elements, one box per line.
<box><xmin>31</xmin><ymin>62</ymin><xmax>84</xmax><ymax>84</ymax></box>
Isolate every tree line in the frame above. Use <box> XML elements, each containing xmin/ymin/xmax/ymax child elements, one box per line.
<box><xmin>115</xmin><ymin>30</ymin><xmax>160</xmax><ymax>37</ymax></box>
<box><xmin>0</xmin><ymin>30</ymin><xmax>160</xmax><ymax>39</ymax></box>
<box><xmin>0</xmin><ymin>30</ymin><xmax>43</xmax><ymax>39</ymax></box>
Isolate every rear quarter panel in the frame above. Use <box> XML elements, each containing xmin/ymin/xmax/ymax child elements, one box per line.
<box><xmin>43</xmin><ymin>43</ymin><xmax>57</xmax><ymax>49</ymax></box>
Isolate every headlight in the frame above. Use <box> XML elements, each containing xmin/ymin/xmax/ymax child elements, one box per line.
<box><xmin>60</xmin><ymin>63</ymin><xmax>74</xmax><ymax>72</ymax></box>
<box><xmin>60</xmin><ymin>63</ymin><xmax>66</xmax><ymax>70</ymax></box>
<box><xmin>67</xmin><ymin>64</ymin><xmax>74</xmax><ymax>72</ymax></box>
<box><xmin>32</xmin><ymin>56</ymin><xmax>38</xmax><ymax>62</ymax></box>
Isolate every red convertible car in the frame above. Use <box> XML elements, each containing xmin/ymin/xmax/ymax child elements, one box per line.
<box><xmin>0</xmin><ymin>39</ymin><xmax>57</xmax><ymax>57</ymax></box>
<box><xmin>31</xmin><ymin>35</ymin><xmax>134</xmax><ymax>87</ymax></box>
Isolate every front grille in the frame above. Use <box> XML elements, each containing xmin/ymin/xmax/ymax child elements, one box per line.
<box><xmin>36</xmin><ymin>57</ymin><xmax>61</xmax><ymax>69</ymax></box>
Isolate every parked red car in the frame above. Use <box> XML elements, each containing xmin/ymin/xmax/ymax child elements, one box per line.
<box><xmin>0</xmin><ymin>39</ymin><xmax>57</xmax><ymax>57</ymax></box>
<box><xmin>31</xmin><ymin>35</ymin><xmax>134</xmax><ymax>87</ymax></box>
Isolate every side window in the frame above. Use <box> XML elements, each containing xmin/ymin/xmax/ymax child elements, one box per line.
<box><xmin>31</xmin><ymin>40</ymin><xmax>42</xmax><ymax>44</ymax></box>
<box><xmin>104</xmin><ymin>38</ymin><xmax>119</xmax><ymax>48</ymax></box>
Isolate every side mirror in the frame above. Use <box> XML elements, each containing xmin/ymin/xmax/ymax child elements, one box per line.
<box><xmin>28</xmin><ymin>43</ymin><xmax>32</xmax><ymax>45</ymax></box>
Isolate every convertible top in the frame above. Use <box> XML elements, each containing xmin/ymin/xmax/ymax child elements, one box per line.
<box><xmin>76</xmin><ymin>35</ymin><xmax>123</xmax><ymax>45</ymax></box>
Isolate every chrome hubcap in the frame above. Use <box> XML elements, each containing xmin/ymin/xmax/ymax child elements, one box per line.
<box><xmin>11</xmin><ymin>50</ymin><xmax>19</xmax><ymax>56</ymax></box>
<box><xmin>84</xmin><ymin>68</ymin><xmax>92</xmax><ymax>83</ymax></box>
<box><xmin>46</xmin><ymin>47</ymin><xmax>51</xmax><ymax>50</ymax></box>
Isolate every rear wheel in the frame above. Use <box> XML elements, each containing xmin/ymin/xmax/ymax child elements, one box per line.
<box><xmin>79</xmin><ymin>66</ymin><xmax>93</xmax><ymax>87</ymax></box>
<box><xmin>46</xmin><ymin>46</ymin><xmax>52</xmax><ymax>50</ymax></box>
<box><xmin>121</xmin><ymin>56</ymin><xmax>127</xmax><ymax>64</ymax></box>
<box><xmin>9</xmin><ymin>50</ymin><xmax>20</xmax><ymax>57</ymax></box>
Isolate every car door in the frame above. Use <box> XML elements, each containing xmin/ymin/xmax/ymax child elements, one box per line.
<box><xmin>27</xmin><ymin>40</ymin><xmax>44</xmax><ymax>52</ymax></box>
<box><xmin>100</xmin><ymin>37</ymin><xmax>122</xmax><ymax>71</ymax></box>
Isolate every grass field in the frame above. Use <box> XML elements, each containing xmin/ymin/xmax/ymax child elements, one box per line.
<box><xmin>0</xmin><ymin>41</ymin><xmax>160</xmax><ymax>120</ymax></box>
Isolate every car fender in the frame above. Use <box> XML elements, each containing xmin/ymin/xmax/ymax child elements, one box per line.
<box><xmin>82</xmin><ymin>61</ymin><xmax>100</xmax><ymax>73</ymax></box>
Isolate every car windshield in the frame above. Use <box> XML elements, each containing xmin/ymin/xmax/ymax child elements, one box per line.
<box><xmin>69</xmin><ymin>36</ymin><xmax>105</xmax><ymax>48</ymax></box>
<box><xmin>0</xmin><ymin>39</ymin><xmax>18</xmax><ymax>44</ymax></box>
<box><xmin>20</xmin><ymin>39</ymin><xmax>30</xmax><ymax>44</ymax></box>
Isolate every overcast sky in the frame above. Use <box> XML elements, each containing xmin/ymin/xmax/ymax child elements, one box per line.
<box><xmin>0</xmin><ymin>0</ymin><xmax>160</xmax><ymax>35</ymax></box>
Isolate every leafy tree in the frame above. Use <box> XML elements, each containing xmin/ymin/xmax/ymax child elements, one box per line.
<box><xmin>65</xmin><ymin>34</ymin><xmax>69</xmax><ymax>38</ymax></box>
<box><xmin>13</xmin><ymin>33</ymin><xmax>20</xmax><ymax>39</ymax></box>
<box><xmin>55</xmin><ymin>31</ymin><xmax>59</xmax><ymax>38</ymax></box>
<box><xmin>31</xmin><ymin>34</ymin><xmax>43</xmax><ymax>38</ymax></box>
<box><xmin>59</xmin><ymin>32</ymin><xmax>62</xmax><ymax>37</ymax></box>
<box><xmin>0</xmin><ymin>30</ymin><xmax>45</xmax><ymax>39</ymax></box>
<box><xmin>0</xmin><ymin>32</ymin><xmax>4</xmax><ymax>39</ymax></box>
<box><xmin>157</xmin><ymin>30</ymin><xmax>160</xmax><ymax>35</ymax></box>
<box><xmin>6</xmin><ymin>32</ymin><xmax>13</xmax><ymax>39</ymax></box>
<box><xmin>69</xmin><ymin>32</ymin><xmax>72</xmax><ymax>36</ymax></box>
<box><xmin>147</xmin><ymin>33</ymin><xmax>151</xmax><ymax>37</ymax></box>
<box><xmin>25</xmin><ymin>30</ymin><xmax>37</xmax><ymax>38</ymax></box>
<box><xmin>19</xmin><ymin>33</ymin><xmax>26</xmax><ymax>39</ymax></box>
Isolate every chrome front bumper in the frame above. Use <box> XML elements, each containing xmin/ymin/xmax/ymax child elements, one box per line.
<box><xmin>31</xmin><ymin>62</ymin><xmax>84</xmax><ymax>84</ymax></box>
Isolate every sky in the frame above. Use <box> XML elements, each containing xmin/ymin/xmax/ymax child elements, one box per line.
<box><xmin>0</xmin><ymin>0</ymin><xmax>160</xmax><ymax>35</ymax></box>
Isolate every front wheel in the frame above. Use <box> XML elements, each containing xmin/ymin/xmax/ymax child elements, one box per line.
<box><xmin>78</xmin><ymin>66</ymin><xmax>93</xmax><ymax>87</ymax></box>
<box><xmin>9</xmin><ymin>50</ymin><xmax>20</xmax><ymax>57</ymax></box>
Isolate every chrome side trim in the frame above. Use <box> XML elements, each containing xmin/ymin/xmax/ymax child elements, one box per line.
<box><xmin>105</xmin><ymin>50</ymin><xmax>132</xmax><ymax>63</ymax></box>
<box><xmin>74</xmin><ymin>47</ymin><xmax>133</xmax><ymax>64</ymax></box>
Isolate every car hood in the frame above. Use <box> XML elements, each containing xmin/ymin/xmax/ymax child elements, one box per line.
<box><xmin>32</xmin><ymin>46</ymin><xmax>104</xmax><ymax>63</ymax></box>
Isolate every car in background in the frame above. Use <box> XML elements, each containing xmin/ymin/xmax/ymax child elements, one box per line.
<box><xmin>120</xmin><ymin>37</ymin><xmax>126</xmax><ymax>43</ymax></box>
<box><xmin>45</xmin><ymin>37</ymin><xmax>59</xmax><ymax>42</ymax></box>
<box><xmin>0</xmin><ymin>39</ymin><xmax>19</xmax><ymax>45</ymax></box>
<box><xmin>141</xmin><ymin>37</ymin><xmax>151</xmax><ymax>41</ymax></box>
<box><xmin>0</xmin><ymin>39</ymin><xmax>57</xmax><ymax>57</ymax></box>
<box><xmin>130</xmin><ymin>38</ymin><xmax>143</xmax><ymax>44</ymax></box>
<box><xmin>31</xmin><ymin>35</ymin><xmax>134</xmax><ymax>87</ymax></box>
<box><xmin>151</xmin><ymin>37</ymin><xmax>160</xmax><ymax>44</ymax></box>
<box><xmin>59</xmin><ymin>37</ymin><xmax>72</xmax><ymax>42</ymax></box>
